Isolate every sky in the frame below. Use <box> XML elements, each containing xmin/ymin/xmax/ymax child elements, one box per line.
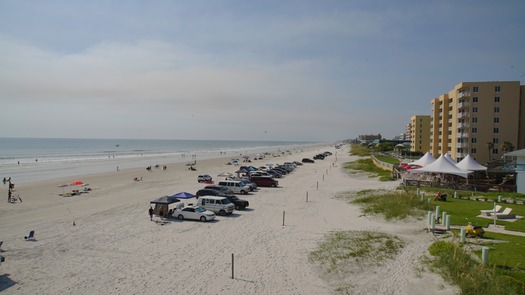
<box><xmin>1</xmin><ymin>0</ymin><xmax>524</xmax><ymax>142</ymax></box>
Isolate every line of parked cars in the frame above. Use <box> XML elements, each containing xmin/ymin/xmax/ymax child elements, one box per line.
<box><xmin>177</xmin><ymin>161</ymin><xmax>305</xmax><ymax>222</ymax></box>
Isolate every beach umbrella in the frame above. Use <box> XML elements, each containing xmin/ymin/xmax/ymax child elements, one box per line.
<box><xmin>70</xmin><ymin>180</ymin><xmax>84</xmax><ymax>186</ymax></box>
<box><xmin>172</xmin><ymin>192</ymin><xmax>196</xmax><ymax>199</ymax></box>
<box><xmin>218</xmin><ymin>172</ymin><xmax>233</xmax><ymax>178</ymax></box>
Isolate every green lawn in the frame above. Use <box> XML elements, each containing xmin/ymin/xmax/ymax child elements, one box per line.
<box><xmin>426</xmin><ymin>195</ymin><xmax>525</xmax><ymax>233</ymax></box>
<box><xmin>348</xmin><ymin>188</ymin><xmax>525</xmax><ymax>294</ymax></box>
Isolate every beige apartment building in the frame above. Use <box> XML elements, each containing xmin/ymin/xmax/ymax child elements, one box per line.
<box><xmin>430</xmin><ymin>81</ymin><xmax>525</xmax><ymax>165</ymax></box>
<box><xmin>410</xmin><ymin>115</ymin><xmax>431</xmax><ymax>153</ymax></box>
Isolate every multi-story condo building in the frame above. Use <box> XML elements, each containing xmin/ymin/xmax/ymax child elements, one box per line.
<box><xmin>410</xmin><ymin>115</ymin><xmax>431</xmax><ymax>153</ymax></box>
<box><xmin>358</xmin><ymin>134</ymin><xmax>382</xmax><ymax>142</ymax></box>
<box><xmin>404</xmin><ymin>123</ymin><xmax>412</xmax><ymax>141</ymax></box>
<box><xmin>430</xmin><ymin>81</ymin><xmax>525</xmax><ymax>165</ymax></box>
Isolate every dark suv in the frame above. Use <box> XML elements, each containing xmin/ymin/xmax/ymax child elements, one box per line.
<box><xmin>204</xmin><ymin>185</ymin><xmax>235</xmax><ymax>195</ymax></box>
<box><xmin>249</xmin><ymin>176</ymin><xmax>279</xmax><ymax>187</ymax></box>
<box><xmin>199</xmin><ymin>188</ymin><xmax>249</xmax><ymax>210</ymax></box>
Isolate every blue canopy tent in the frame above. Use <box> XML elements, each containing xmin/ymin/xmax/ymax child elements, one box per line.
<box><xmin>172</xmin><ymin>192</ymin><xmax>196</xmax><ymax>199</ymax></box>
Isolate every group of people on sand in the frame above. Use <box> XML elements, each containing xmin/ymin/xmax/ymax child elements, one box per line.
<box><xmin>149</xmin><ymin>206</ymin><xmax>174</xmax><ymax>221</ymax></box>
<box><xmin>146</xmin><ymin>165</ymin><xmax>167</xmax><ymax>172</ymax></box>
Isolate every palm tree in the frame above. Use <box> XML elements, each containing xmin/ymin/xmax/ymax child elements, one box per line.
<box><xmin>486</xmin><ymin>142</ymin><xmax>494</xmax><ymax>162</ymax></box>
<box><xmin>500</xmin><ymin>141</ymin><xmax>514</xmax><ymax>154</ymax></box>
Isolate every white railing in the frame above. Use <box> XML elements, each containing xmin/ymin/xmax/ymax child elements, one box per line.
<box><xmin>458</xmin><ymin>102</ymin><xmax>469</xmax><ymax>108</ymax></box>
<box><xmin>458</xmin><ymin>91</ymin><xmax>470</xmax><ymax>99</ymax></box>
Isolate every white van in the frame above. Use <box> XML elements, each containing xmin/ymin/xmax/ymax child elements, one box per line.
<box><xmin>196</xmin><ymin>196</ymin><xmax>235</xmax><ymax>215</ymax></box>
<box><xmin>217</xmin><ymin>180</ymin><xmax>251</xmax><ymax>195</ymax></box>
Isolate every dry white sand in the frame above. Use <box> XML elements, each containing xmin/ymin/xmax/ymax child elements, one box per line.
<box><xmin>0</xmin><ymin>145</ymin><xmax>458</xmax><ymax>294</ymax></box>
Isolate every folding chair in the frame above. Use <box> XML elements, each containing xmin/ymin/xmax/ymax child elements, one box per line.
<box><xmin>24</xmin><ymin>230</ymin><xmax>35</xmax><ymax>240</ymax></box>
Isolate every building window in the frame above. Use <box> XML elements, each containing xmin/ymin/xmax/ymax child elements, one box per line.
<box><xmin>472</xmin><ymin>127</ymin><xmax>477</xmax><ymax>134</ymax></box>
<box><xmin>494</xmin><ymin>117</ymin><xmax>499</xmax><ymax>123</ymax></box>
<box><xmin>493</xmin><ymin>127</ymin><xmax>499</xmax><ymax>133</ymax></box>
<box><xmin>473</xmin><ymin>86</ymin><xmax>479</xmax><ymax>92</ymax></box>
<box><xmin>471</xmin><ymin>138</ymin><xmax>477</xmax><ymax>144</ymax></box>
<box><xmin>494</xmin><ymin>96</ymin><xmax>500</xmax><ymax>102</ymax></box>
<box><xmin>471</xmin><ymin>148</ymin><xmax>477</xmax><ymax>154</ymax></box>
<box><xmin>472</xmin><ymin>97</ymin><xmax>478</xmax><ymax>102</ymax></box>
<box><xmin>472</xmin><ymin>107</ymin><xmax>478</xmax><ymax>113</ymax></box>
<box><xmin>494</xmin><ymin>107</ymin><xmax>500</xmax><ymax>113</ymax></box>
<box><xmin>493</xmin><ymin>138</ymin><xmax>499</xmax><ymax>144</ymax></box>
<box><xmin>495</xmin><ymin>86</ymin><xmax>501</xmax><ymax>92</ymax></box>
<box><xmin>472</xmin><ymin>117</ymin><xmax>478</xmax><ymax>123</ymax></box>
<box><xmin>492</xmin><ymin>148</ymin><xmax>498</xmax><ymax>154</ymax></box>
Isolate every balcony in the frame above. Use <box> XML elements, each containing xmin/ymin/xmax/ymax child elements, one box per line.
<box><xmin>457</xmin><ymin>102</ymin><xmax>469</xmax><ymax>108</ymax></box>
<box><xmin>458</xmin><ymin>122</ymin><xmax>470</xmax><ymax>128</ymax></box>
<box><xmin>456</xmin><ymin>133</ymin><xmax>469</xmax><ymax>139</ymax></box>
<box><xmin>458</xmin><ymin>91</ymin><xmax>470</xmax><ymax>99</ymax></box>
<box><xmin>456</xmin><ymin>143</ymin><xmax>469</xmax><ymax>148</ymax></box>
<box><xmin>458</xmin><ymin>112</ymin><xmax>470</xmax><ymax>118</ymax></box>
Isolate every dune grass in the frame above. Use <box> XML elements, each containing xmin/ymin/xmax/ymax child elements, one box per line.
<box><xmin>428</xmin><ymin>241</ymin><xmax>525</xmax><ymax>295</ymax></box>
<box><xmin>343</xmin><ymin>158</ymin><xmax>393</xmax><ymax>181</ymax></box>
<box><xmin>349</xmin><ymin>144</ymin><xmax>370</xmax><ymax>156</ymax></box>
<box><xmin>308</xmin><ymin>230</ymin><xmax>404</xmax><ymax>294</ymax></box>
<box><xmin>338</xmin><ymin>190</ymin><xmax>433</xmax><ymax>220</ymax></box>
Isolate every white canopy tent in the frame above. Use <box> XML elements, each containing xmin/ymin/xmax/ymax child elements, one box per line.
<box><xmin>444</xmin><ymin>153</ymin><xmax>457</xmax><ymax>165</ymax></box>
<box><xmin>410</xmin><ymin>155</ymin><xmax>472</xmax><ymax>178</ymax></box>
<box><xmin>455</xmin><ymin>154</ymin><xmax>487</xmax><ymax>171</ymax></box>
<box><xmin>409</xmin><ymin>151</ymin><xmax>436</xmax><ymax>167</ymax></box>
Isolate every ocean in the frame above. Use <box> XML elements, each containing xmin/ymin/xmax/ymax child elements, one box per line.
<box><xmin>0</xmin><ymin>138</ymin><xmax>323</xmax><ymax>184</ymax></box>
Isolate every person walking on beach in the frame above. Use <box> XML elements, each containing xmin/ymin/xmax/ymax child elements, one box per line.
<box><xmin>149</xmin><ymin>207</ymin><xmax>154</xmax><ymax>221</ymax></box>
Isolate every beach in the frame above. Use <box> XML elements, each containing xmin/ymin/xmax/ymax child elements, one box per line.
<box><xmin>0</xmin><ymin>145</ymin><xmax>458</xmax><ymax>294</ymax></box>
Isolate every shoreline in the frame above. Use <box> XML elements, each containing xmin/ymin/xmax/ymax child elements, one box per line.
<box><xmin>3</xmin><ymin>142</ymin><xmax>328</xmax><ymax>185</ymax></box>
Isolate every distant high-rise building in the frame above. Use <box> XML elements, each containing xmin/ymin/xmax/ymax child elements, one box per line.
<box><xmin>358</xmin><ymin>134</ymin><xmax>382</xmax><ymax>142</ymax></box>
<box><xmin>404</xmin><ymin>123</ymin><xmax>412</xmax><ymax>141</ymax></box>
<box><xmin>410</xmin><ymin>115</ymin><xmax>431</xmax><ymax>153</ymax></box>
<box><xmin>430</xmin><ymin>81</ymin><xmax>525</xmax><ymax>164</ymax></box>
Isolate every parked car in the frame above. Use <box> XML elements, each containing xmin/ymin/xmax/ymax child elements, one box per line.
<box><xmin>196</xmin><ymin>189</ymin><xmax>224</xmax><ymax>198</ymax></box>
<box><xmin>222</xmin><ymin>194</ymin><xmax>249</xmax><ymax>210</ymax></box>
<box><xmin>302</xmin><ymin>158</ymin><xmax>315</xmax><ymax>163</ymax></box>
<box><xmin>173</xmin><ymin>204</ymin><xmax>216</xmax><ymax>222</ymax></box>
<box><xmin>239</xmin><ymin>180</ymin><xmax>257</xmax><ymax>191</ymax></box>
<box><xmin>267</xmin><ymin>170</ymin><xmax>283</xmax><ymax>178</ymax></box>
<box><xmin>197</xmin><ymin>174</ymin><xmax>213</xmax><ymax>183</ymax></box>
<box><xmin>249</xmin><ymin>176</ymin><xmax>279</xmax><ymax>187</ymax></box>
<box><xmin>196</xmin><ymin>189</ymin><xmax>249</xmax><ymax>210</ymax></box>
<box><xmin>204</xmin><ymin>185</ymin><xmax>236</xmax><ymax>195</ymax></box>
<box><xmin>196</xmin><ymin>196</ymin><xmax>235</xmax><ymax>215</ymax></box>
<box><xmin>313</xmin><ymin>154</ymin><xmax>325</xmax><ymax>160</ymax></box>
<box><xmin>217</xmin><ymin>180</ymin><xmax>251</xmax><ymax>194</ymax></box>
<box><xmin>226</xmin><ymin>177</ymin><xmax>257</xmax><ymax>191</ymax></box>
<box><xmin>249</xmin><ymin>170</ymin><xmax>273</xmax><ymax>177</ymax></box>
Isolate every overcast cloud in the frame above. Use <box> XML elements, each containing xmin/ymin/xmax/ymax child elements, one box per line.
<box><xmin>1</xmin><ymin>0</ymin><xmax>524</xmax><ymax>141</ymax></box>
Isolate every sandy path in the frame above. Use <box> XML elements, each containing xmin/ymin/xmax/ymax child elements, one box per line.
<box><xmin>0</xmin><ymin>146</ymin><xmax>457</xmax><ymax>294</ymax></box>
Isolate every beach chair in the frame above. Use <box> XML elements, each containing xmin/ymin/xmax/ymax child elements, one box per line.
<box><xmin>480</xmin><ymin>205</ymin><xmax>502</xmax><ymax>216</ymax></box>
<box><xmin>495</xmin><ymin>208</ymin><xmax>515</xmax><ymax>219</ymax></box>
<box><xmin>24</xmin><ymin>230</ymin><xmax>35</xmax><ymax>240</ymax></box>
